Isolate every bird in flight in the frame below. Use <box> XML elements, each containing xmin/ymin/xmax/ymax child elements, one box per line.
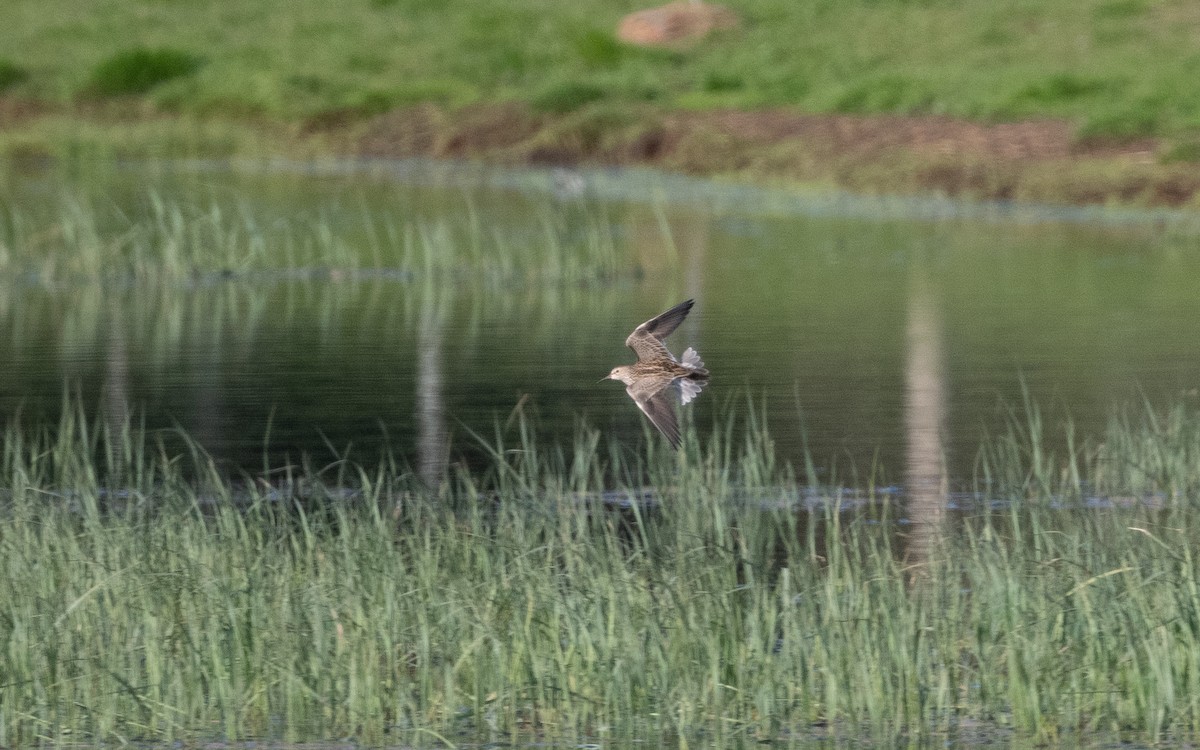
<box><xmin>605</xmin><ymin>299</ymin><xmax>710</xmax><ymax>448</ymax></box>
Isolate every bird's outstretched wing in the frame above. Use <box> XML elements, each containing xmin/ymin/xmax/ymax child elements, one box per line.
<box><xmin>625</xmin><ymin>299</ymin><xmax>694</xmax><ymax>363</ymax></box>
<box><xmin>628</xmin><ymin>378</ymin><xmax>681</xmax><ymax>448</ymax></box>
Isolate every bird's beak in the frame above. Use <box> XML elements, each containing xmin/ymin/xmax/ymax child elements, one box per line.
<box><xmin>597</xmin><ymin>375</ymin><xmax>609</xmax><ymax>383</ymax></box>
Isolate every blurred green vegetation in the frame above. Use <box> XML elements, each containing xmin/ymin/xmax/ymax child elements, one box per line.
<box><xmin>0</xmin><ymin>59</ymin><xmax>29</xmax><ymax>92</ymax></box>
<box><xmin>0</xmin><ymin>0</ymin><xmax>1197</xmax><ymax>140</ymax></box>
<box><xmin>83</xmin><ymin>47</ymin><xmax>205</xmax><ymax>96</ymax></box>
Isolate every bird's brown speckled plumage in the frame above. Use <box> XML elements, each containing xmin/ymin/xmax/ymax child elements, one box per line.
<box><xmin>606</xmin><ymin>299</ymin><xmax>710</xmax><ymax>448</ymax></box>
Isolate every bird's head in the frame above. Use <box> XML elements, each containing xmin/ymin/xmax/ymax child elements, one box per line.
<box><xmin>605</xmin><ymin>365</ymin><xmax>633</xmax><ymax>385</ymax></box>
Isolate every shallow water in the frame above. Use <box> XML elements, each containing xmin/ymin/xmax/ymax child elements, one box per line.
<box><xmin>2</xmin><ymin>159</ymin><xmax>1200</xmax><ymax>487</ymax></box>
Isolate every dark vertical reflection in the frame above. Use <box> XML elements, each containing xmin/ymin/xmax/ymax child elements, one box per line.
<box><xmin>416</xmin><ymin>287</ymin><xmax>450</xmax><ymax>488</ymax></box>
<box><xmin>903</xmin><ymin>270</ymin><xmax>947</xmax><ymax>572</ymax></box>
<box><xmin>675</xmin><ymin>209</ymin><xmax>709</xmax><ymax>306</ymax></box>
<box><xmin>102</xmin><ymin>299</ymin><xmax>130</xmax><ymax>449</ymax></box>
<box><xmin>625</xmin><ymin>203</ymin><xmax>709</xmax><ymax>299</ymax></box>
<box><xmin>189</xmin><ymin>291</ymin><xmax>225</xmax><ymax>459</ymax></box>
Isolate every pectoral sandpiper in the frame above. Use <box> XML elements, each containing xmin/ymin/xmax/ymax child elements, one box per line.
<box><xmin>605</xmin><ymin>299</ymin><xmax>710</xmax><ymax>448</ymax></box>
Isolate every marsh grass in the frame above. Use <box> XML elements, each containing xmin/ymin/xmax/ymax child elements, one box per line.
<box><xmin>2</xmin><ymin>399</ymin><xmax>1200</xmax><ymax>745</ymax></box>
<box><xmin>975</xmin><ymin>391</ymin><xmax>1200</xmax><ymax>505</ymax></box>
<box><xmin>0</xmin><ymin>189</ymin><xmax>633</xmax><ymax>284</ymax></box>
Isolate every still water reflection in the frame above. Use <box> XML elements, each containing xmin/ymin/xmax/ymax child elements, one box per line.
<box><xmin>2</xmin><ymin>160</ymin><xmax>1199</xmax><ymax>488</ymax></box>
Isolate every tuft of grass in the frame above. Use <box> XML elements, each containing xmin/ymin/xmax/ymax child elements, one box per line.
<box><xmin>0</xmin><ymin>59</ymin><xmax>29</xmax><ymax>92</ymax></box>
<box><xmin>1090</xmin><ymin>401</ymin><xmax>1200</xmax><ymax>499</ymax></box>
<box><xmin>832</xmin><ymin>74</ymin><xmax>937</xmax><ymax>114</ymax></box>
<box><xmin>574</xmin><ymin>29</ymin><xmax>625</xmax><ymax>69</ymax></box>
<box><xmin>1012</xmin><ymin>74</ymin><xmax>1115</xmax><ymax>106</ymax></box>
<box><xmin>369</xmin><ymin>0</ymin><xmax>441</xmax><ymax>7</ymax></box>
<box><xmin>84</xmin><ymin>47</ymin><xmax>204</xmax><ymax>96</ymax></box>
<box><xmin>1161</xmin><ymin>139</ymin><xmax>1200</xmax><ymax>164</ymax></box>
<box><xmin>702</xmin><ymin>70</ymin><xmax>745</xmax><ymax>93</ymax></box>
<box><xmin>0</xmin><ymin>114</ymin><xmax>310</xmax><ymax>162</ymax></box>
<box><xmin>1093</xmin><ymin>0</ymin><xmax>1149</xmax><ymax>20</ymax></box>
<box><xmin>1077</xmin><ymin>106</ymin><xmax>1161</xmax><ymax>141</ymax></box>
<box><xmin>532</xmin><ymin>80</ymin><xmax>608</xmax><ymax>114</ymax></box>
<box><xmin>974</xmin><ymin>392</ymin><xmax>1200</xmax><ymax>505</ymax></box>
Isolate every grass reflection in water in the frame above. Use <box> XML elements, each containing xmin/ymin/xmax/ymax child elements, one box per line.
<box><xmin>0</xmin><ymin>188</ymin><xmax>633</xmax><ymax>284</ymax></box>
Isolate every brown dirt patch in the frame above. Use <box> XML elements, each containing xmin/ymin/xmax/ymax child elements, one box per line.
<box><xmin>682</xmin><ymin>110</ymin><xmax>1155</xmax><ymax>163</ymax></box>
<box><xmin>616</xmin><ymin>1</ymin><xmax>740</xmax><ymax>47</ymax></box>
<box><xmin>0</xmin><ymin>96</ymin><xmax>56</xmax><ymax>127</ymax></box>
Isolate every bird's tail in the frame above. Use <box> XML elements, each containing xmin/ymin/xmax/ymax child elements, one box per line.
<box><xmin>681</xmin><ymin>347</ymin><xmax>707</xmax><ymax>374</ymax></box>
<box><xmin>678</xmin><ymin>347</ymin><xmax>709</xmax><ymax>405</ymax></box>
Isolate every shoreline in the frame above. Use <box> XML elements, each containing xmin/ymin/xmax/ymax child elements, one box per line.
<box><xmin>3</xmin><ymin>97</ymin><xmax>1199</xmax><ymax>209</ymax></box>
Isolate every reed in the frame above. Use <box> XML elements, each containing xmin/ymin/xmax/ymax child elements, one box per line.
<box><xmin>1</xmin><ymin>401</ymin><xmax>1198</xmax><ymax>745</ymax></box>
<box><xmin>976</xmin><ymin>393</ymin><xmax>1200</xmax><ymax>507</ymax></box>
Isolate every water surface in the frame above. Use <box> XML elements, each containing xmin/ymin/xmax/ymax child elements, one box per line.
<box><xmin>2</xmin><ymin>159</ymin><xmax>1199</xmax><ymax>488</ymax></box>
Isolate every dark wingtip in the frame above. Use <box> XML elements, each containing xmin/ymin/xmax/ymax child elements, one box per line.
<box><xmin>663</xmin><ymin>299</ymin><xmax>694</xmax><ymax>314</ymax></box>
<box><xmin>638</xmin><ymin>299</ymin><xmax>696</xmax><ymax>341</ymax></box>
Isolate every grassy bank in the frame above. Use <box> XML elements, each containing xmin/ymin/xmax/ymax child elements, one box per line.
<box><xmin>2</xmin><ymin>402</ymin><xmax>1200</xmax><ymax>745</ymax></box>
<box><xmin>2</xmin><ymin>0</ymin><xmax>1200</xmax><ymax>205</ymax></box>
<box><xmin>3</xmin><ymin>0</ymin><xmax>1199</xmax><ymax>135</ymax></box>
